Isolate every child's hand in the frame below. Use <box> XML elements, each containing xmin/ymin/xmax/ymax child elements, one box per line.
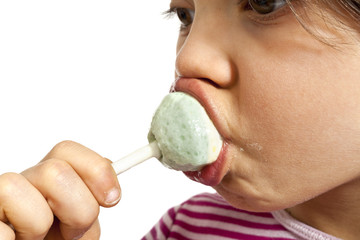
<box><xmin>0</xmin><ymin>140</ymin><xmax>121</xmax><ymax>240</ymax></box>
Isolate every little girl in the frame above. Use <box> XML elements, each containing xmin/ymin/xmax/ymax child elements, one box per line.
<box><xmin>143</xmin><ymin>0</ymin><xmax>360</xmax><ymax>239</ymax></box>
<box><xmin>0</xmin><ymin>0</ymin><xmax>359</xmax><ymax>239</ymax></box>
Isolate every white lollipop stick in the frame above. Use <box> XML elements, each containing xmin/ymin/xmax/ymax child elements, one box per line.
<box><xmin>111</xmin><ymin>141</ymin><xmax>161</xmax><ymax>175</ymax></box>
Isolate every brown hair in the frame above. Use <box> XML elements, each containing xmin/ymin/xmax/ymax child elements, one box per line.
<box><xmin>288</xmin><ymin>0</ymin><xmax>360</xmax><ymax>45</ymax></box>
<box><xmin>317</xmin><ymin>0</ymin><xmax>360</xmax><ymax>28</ymax></box>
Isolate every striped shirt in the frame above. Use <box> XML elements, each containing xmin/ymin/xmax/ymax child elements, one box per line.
<box><xmin>142</xmin><ymin>192</ymin><xmax>341</xmax><ymax>240</ymax></box>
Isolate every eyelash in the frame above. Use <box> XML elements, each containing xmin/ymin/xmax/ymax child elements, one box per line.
<box><xmin>163</xmin><ymin>7</ymin><xmax>193</xmax><ymax>31</ymax></box>
<box><xmin>164</xmin><ymin>0</ymin><xmax>293</xmax><ymax>28</ymax></box>
<box><xmin>239</xmin><ymin>0</ymin><xmax>293</xmax><ymax>23</ymax></box>
<box><xmin>163</xmin><ymin>8</ymin><xmax>176</xmax><ymax>19</ymax></box>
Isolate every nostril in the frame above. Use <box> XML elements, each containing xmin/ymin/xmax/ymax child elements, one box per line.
<box><xmin>170</xmin><ymin>77</ymin><xmax>220</xmax><ymax>93</ymax></box>
<box><xmin>199</xmin><ymin>78</ymin><xmax>222</xmax><ymax>88</ymax></box>
<box><xmin>172</xmin><ymin>77</ymin><xmax>219</xmax><ymax>94</ymax></box>
<box><xmin>175</xmin><ymin>44</ymin><xmax>237</xmax><ymax>88</ymax></box>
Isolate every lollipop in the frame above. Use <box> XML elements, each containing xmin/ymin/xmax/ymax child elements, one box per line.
<box><xmin>112</xmin><ymin>92</ymin><xmax>222</xmax><ymax>174</ymax></box>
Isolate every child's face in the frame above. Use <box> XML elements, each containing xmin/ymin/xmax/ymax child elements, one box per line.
<box><xmin>171</xmin><ymin>0</ymin><xmax>360</xmax><ymax>211</ymax></box>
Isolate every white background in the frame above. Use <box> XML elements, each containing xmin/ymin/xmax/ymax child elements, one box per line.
<box><xmin>0</xmin><ymin>1</ymin><xmax>213</xmax><ymax>239</ymax></box>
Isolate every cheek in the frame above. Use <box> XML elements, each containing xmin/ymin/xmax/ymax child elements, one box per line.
<box><xmin>243</xmin><ymin>54</ymin><xmax>360</xmax><ymax>172</ymax></box>
<box><xmin>223</xmin><ymin>45</ymin><xmax>360</xmax><ymax>211</ymax></box>
<box><xmin>238</xmin><ymin>32</ymin><xmax>360</xmax><ymax>152</ymax></box>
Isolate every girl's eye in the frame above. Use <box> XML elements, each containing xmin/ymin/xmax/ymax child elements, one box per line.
<box><xmin>248</xmin><ymin>0</ymin><xmax>288</xmax><ymax>14</ymax></box>
<box><xmin>175</xmin><ymin>8</ymin><xmax>194</xmax><ymax>28</ymax></box>
<box><xmin>164</xmin><ymin>7</ymin><xmax>194</xmax><ymax>31</ymax></box>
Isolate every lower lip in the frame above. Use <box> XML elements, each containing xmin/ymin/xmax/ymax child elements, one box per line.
<box><xmin>184</xmin><ymin>142</ymin><xmax>229</xmax><ymax>186</ymax></box>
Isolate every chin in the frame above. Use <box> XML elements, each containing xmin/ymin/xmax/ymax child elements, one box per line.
<box><xmin>213</xmin><ymin>184</ymin><xmax>295</xmax><ymax>213</ymax></box>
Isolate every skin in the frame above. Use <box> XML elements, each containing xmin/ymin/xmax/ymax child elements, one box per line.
<box><xmin>0</xmin><ymin>0</ymin><xmax>359</xmax><ymax>239</ymax></box>
<box><xmin>171</xmin><ymin>0</ymin><xmax>360</xmax><ymax>239</ymax></box>
<box><xmin>0</xmin><ymin>141</ymin><xmax>121</xmax><ymax>239</ymax></box>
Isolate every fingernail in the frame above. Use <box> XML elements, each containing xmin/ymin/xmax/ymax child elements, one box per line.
<box><xmin>105</xmin><ymin>187</ymin><xmax>121</xmax><ymax>205</ymax></box>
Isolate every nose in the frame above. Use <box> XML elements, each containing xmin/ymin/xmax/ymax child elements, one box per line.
<box><xmin>175</xmin><ymin>19</ymin><xmax>236</xmax><ymax>88</ymax></box>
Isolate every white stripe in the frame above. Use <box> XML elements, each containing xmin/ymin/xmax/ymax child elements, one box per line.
<box><xmin>162</xmin><ymin>210</ymin><xmax>174</xmax><ymax>230</ymax></box>
<box><xmin>182</xmin><ymin>203</ymin><xmax>280</xmax><ymax>225</ymax></box>
<box><xmin>189</xmin><ymin>194</ymin><xmax>273</xmax><ymax>219</ymax></box>
<box><xmin>154</xmin><ymin>219</ymin><xmax>166</xmax><ymax>240</ymax></box>
<box><xmin>152</xmin><ymin>205</ymin><xmax>181</xmax><ymax>240</ymax></box>
<box><xmin>190</xmin><ymin>193</ymin><xmax>227</xmax><ymax>204</ymax></box>
<box><xmin>187</xmin><ymin>195</ymin><xmax>240</xmax><ymax>210</ymax></box>
<box><xmin>169</xmin><ymin>225</ymin><xmax>236</xmax><ymax>240</ymax></box>
<box><xmin>177</xmin><ymin>213</ymin><xmax>296</xmax><ymax>238</ymax></box>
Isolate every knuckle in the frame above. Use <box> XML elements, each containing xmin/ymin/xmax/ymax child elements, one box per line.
<box><xmin>32</xmin><ymin>210</ymin><xmax>54</xmax><ymax>237</ymax></box>
<box><xmin>39</xmin><ymin>159</ymin><xmax>74</xmax><ymax>184</ymax></box>
<box><xmin>0</xmin><ymin>173</ymin><xmax>25</xmax><ymax>198</ymax></box>
<box><xmin>27</xmin><ymin>223</ymin><xmax>52</xmax><ymax>240</ymax></box>
<box><xmin>71</xmin><ymin>205</ymin><xmax>99</xmax><ymax>229</ymax></box>
<box><xmin>50</xmin><ymin>140</ymin><xmax>78</xmax><ymax>155</ymax></box>
<box><xmin>0</xmin><ymin>173</ymin><xmax>53</xmax><ymax>238</ymax></box>
<box><xmin>32</xmin><ymin>221</ymin><xmax>53</xmax><ymax>239</ymax></box>
<box><xmin>82</xmin><ymin>219</ymin><xmax>101</xmax><ymax>239</ymax></box>
<box><xmin>92</xmin><ymin>159</ymin><xmax>113</xmax><ymax>177</ymax></box>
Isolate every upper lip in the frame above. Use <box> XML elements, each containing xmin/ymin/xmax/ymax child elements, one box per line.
<box><xmin>172</xmin><ymin>77</ymin><xmax>228</xmax><ymax>143</ymax></box>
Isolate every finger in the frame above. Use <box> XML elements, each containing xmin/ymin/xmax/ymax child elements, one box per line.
<box><xmin>79</xmin><ymin>219</ymin><xmax>101</xmax><ymax>240</ymax></box>
<box><xmin>0</xmin><ymin>221</ymin><xmax>15</xmax><ymax>240</ymax></box>
<box><xmin>43</xmin><ymin>141</ymin><xmax>121</xmax><ymax>207</ymax></box>
<box><xmin>0</xmin><ymin>173</ymin><xmax>53</xmax><ymax>240</ymax></box>
<box><xmin>46</xmin><ymin>218</ymin><xmax>101</xmax><ymax>240</ymax></box>
<box><xmin>22</xmin><ymin>159</ymin><xmax>99</xmax><ymax>240</ymax></box>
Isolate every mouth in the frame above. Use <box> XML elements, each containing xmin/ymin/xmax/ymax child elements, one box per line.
<box><xmin>184</xmin><ymin>142</ymin><xmax>229</xmax><ymax>186</ymax></box>
<box><xmin>172</xmin><ymin>77</ymin><xmax>231</xmax><ymax>186</ymax></box>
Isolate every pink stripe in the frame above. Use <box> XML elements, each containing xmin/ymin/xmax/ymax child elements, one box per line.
<box><xmin>150</xmin><ymin>227</ymin><xmax>156</xmax><ymax>239</ymax></box>
<box><xmin>190</xmin><ymin>193</ymin><xmax>273</xmax><ymax>218</ymax></box>
<box><xmin>158</xmin><ymin>207</ymin><xmax>178</xmax><ymax>238</ymax></box>
<box><xmin>174</xmin><ymin>219</ymin><xmax>290</xmax><ymax>240</ymax></box>
<box><xmin>159</xmin><ymin>217</ymin><xmax>170</xmax><ymax>237</ymax></box>
<box><xmin>168</xmin><ymin>207</ymin><xmax>177</xmax><ymax>220</ymax></box>
<box><xmin>178</xmin><ymin>208</ymin><xmax>285</xmax><ymax>231</ymax></box>
<box><xmin>187</xmin><ymin>199</ymin><xmax>272</xmax><ymax>218</ymax></box>
<box><xmin>142</xmin><ymin>207</ymin><xmax>177</xmax><ymax>240</ymax></box>
<box><xmin>168</xmin><ymin>231</ymin><xmax>193</xmax><ymax>240</ymax></box>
